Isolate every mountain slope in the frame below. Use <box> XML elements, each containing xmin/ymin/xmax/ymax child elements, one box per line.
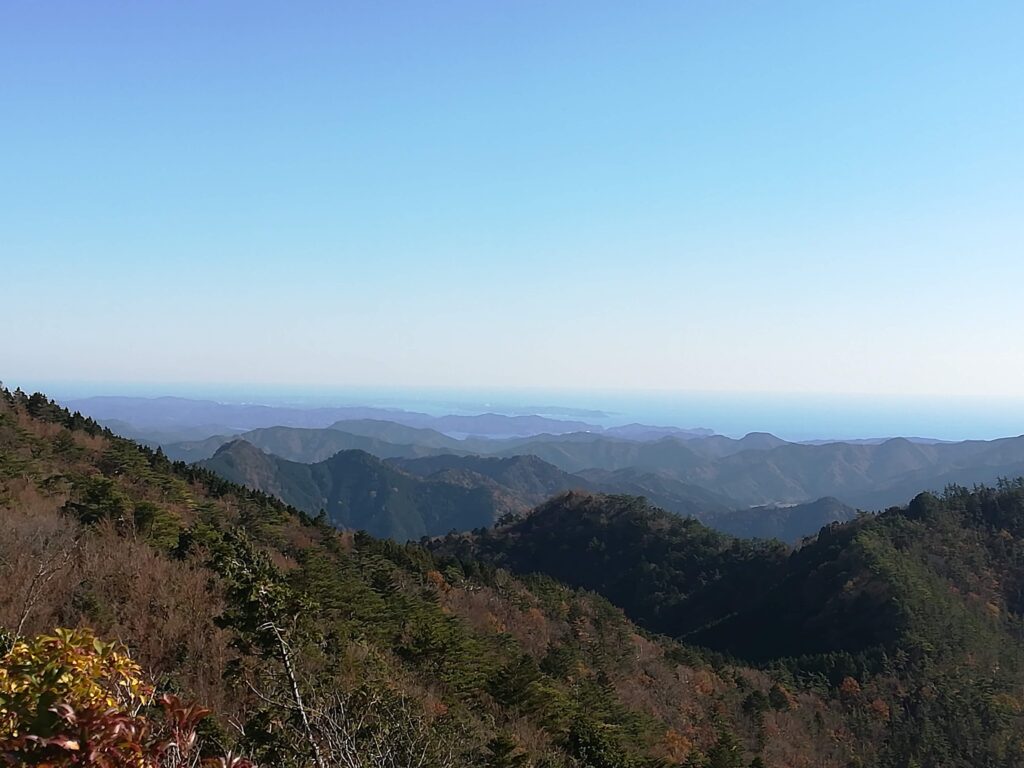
<box><xmin>676</xmin><ymin>436</ymin><xmax>1024</xmax><ymax>508</ymax></box>
<box><xmin>329</xmin><ymin>418</ymin><xmax>465</xmax><ymax>449</ymax></box>
<box><xmin>603</xmin><ymin>423</ymin><xmax>715</xmax><ymax>440</ymax></box>
<box><xmin>3</xmin><ymin>387</ymin><xmax>868</xmax><ymax>767</ymax></box>
<box><xmin>512</xmin><ymin>433</ymin><xmax>1024</xmax><ymax>510</ymax></box>
<box><xmin>387</xmin><ymin>453</ymin><xmax>591</xmax><ymax>506</ymax></box>
<box><xmin>699</xmin><ymin>496</ymin><xmax>860</xmax><ymax>543</ymax></box>
<box><xmin>200</xmin><ymin>441</ymin><xmax>498</xmax><ymax>540</ymax></box>
<box><xmin>147</xmin><ymin>411</ymin><xmax>1024</xmax><ymax>517</ymax></box>
<box><xmin>165</xmin><ymin>425</ymin><xmax>460</xmax><ymax>463</ymax></box>
<box><xmin>494</xmin><ymin>434</ymin><xmax>707</xmax><ymax>474</ymax></box>
<box><xmin>577</xmin><ymin>466</ymin><xmax>737</xmax><ymax>516</ymax></box>
<box><xmin>434</xmin><ymin>492</ymin><xmax>788</xmax><ymax>638</ymax></box>
<box><xmin>433</xmin><ymin>488</ymin><xmax>1024</xmax><ymax>766</ymax></box>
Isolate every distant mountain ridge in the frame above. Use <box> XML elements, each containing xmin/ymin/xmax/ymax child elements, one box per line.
<box><xmin>70</xmin><ymin>395</ymin><xmax>622</xmax><ymax>438</ymax></box>
<box><xmin>196</xmin><ymin>438</ymin><xmax>855</xmax><ymax>543</ymax></box>
<box><xmin>201</xmin><ymin>441</ymin><xmax>505</xmax><ymax>540</ymax></box>
<box><xmin>73</xmin><ymin>394</ymin><xmax>723</xmax><ymax>442</ymax></box>
<box><xmin>155</xmin><ymin>423</ymin><xmax>1024</xmax><ymax>524</ymax></box>
<box><xmin>69</xmin><ymin>395</ymin><xmax>1024</xmax><ymax>526</ymax></box>
<box><xmin>575</xmin><ymin>466</ymin><xmax>736</xmax><ymax>517</ymax></box>
<box><xmin>600</xmin><ymin>423</ymin><xmax>715</xmax><ymax>440</ymax></box>
<box><xmin>698</xmin><ymin>496</ymin><xmax>860</xmax><ymax>543</ymax></box>
<box><xmin>386</xmin><ymin>453</ymin><xmax>592</xmax><ymax>507</ymax></box>
<box><xmin>489</xmin><ymin>432</ymin><xmax>1024</xmax><ymax>510</ymax></box>
<box><xmin>164</xmin><ymin>426</ymin><xmax>461</xmax><ymax>464</ymax></box>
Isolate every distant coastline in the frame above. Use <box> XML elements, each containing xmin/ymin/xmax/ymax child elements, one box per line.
<box><xmin>24</xmin><ymin>380</ymin><xmax>1024</xmax><ymax>443</ymax></box>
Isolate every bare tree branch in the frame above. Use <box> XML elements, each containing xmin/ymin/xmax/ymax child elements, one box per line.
<box><xmin>15</xmin><ymin>538</ymin><xmax>77</xmax><ymax>639</ymax></box>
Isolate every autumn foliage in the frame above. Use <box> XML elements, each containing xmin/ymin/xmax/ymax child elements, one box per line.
<box><xmin>0</xmin><ymin>628</ymin><xmax>251</xmax><ymax>767</ymax></box>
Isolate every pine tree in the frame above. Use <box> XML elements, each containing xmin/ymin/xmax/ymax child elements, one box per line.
<box><xmin>485</xmin><ymin>734</ymin><xmax>529</xmax><ymax>768</ymax></box>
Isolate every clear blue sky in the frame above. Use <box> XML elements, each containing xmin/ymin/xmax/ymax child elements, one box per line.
<box><xmin>3</xmin><ymin>1</ymin><xmax>1022</xmax><ymax>396</ymax></box>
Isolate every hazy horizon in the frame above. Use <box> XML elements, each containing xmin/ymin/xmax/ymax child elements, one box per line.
<box><xmin>16</xmin><ymin>378</ymin><xmax>1024</xmax><ymax>443</ymax></box>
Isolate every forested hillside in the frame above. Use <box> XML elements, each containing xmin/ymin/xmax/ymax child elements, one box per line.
<box><xmin>697</xmin><ymin>497</ymin><xmax>859</xmax><ymax>543</ymax></box>
<box><xmin>1</xmin><ymin>388</ymin><xmax>865</xmax><ymax>767</ymax></box>
<box><xmin>387</xmin><ymin>453</ymin><xmax>591</xmax><ymax>507</ymax></box>
<box><xmin>193</xmin><ymin>437</ymin><xmax>852</xmax><ymax>542</ymax></box>
<box><xmin>436</xmin><ymin>490</ymin><xmax>1024</xmax><ymax>766</ymax></box>
<box><xmin>200</xmin><ymin>440</ymin><xmax>503</xmax><ymax>540</ymax></box>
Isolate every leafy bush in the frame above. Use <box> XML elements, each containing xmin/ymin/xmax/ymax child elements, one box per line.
<box><xmin>0</xmin><ymin>628</ymin><xmax>251</xmax><ymax>767</ymax></box>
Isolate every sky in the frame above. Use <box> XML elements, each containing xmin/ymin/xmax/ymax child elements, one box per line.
<box><xmin>2</xmin><ymin>1</ymin><xmax>1023</xmax><ymax>398</ymax></box>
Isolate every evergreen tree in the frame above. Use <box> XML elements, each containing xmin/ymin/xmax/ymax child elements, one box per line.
<box><xmin>485</xmin><ymin>734</ymin><xmax>530</xmax><ymax>768</ymax></box>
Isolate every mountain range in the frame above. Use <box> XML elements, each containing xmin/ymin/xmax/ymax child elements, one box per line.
<box><xmin>0</xmin><ymin>386</ymin><xmax>883</xmax><ymax>767</ymax></box>
<box><xmin>66</xmin><ymin>395</ymin><xmax>647</xmax><ymax>438</ymax></box>
<box><xmin>166</xmin><ymin>421</ymin><xmax>1024</xmax><ymax>517</ymax></box>
<box><xmin>201</xmin><ymin>440</ymin><xmax>523</xmax><ymax>540</ymax></box>
<box><xmin>197</xmin><ymin>438</ymin><xmax>854</xmax><ymax>543</ymax></box>
<box><xmin>7</xmin><ymin>387</ymin><xmax>1024</xmax><ymax>766</ymax></box>
<box><xmin>58</xmin><ymin>395</ymin><xmax>1024</xmax><ymax>542</ymax></box>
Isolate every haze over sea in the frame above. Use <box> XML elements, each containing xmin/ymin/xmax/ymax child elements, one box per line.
<box><xmin>26</xmin><ymin>380</ymin><xmax>1024</xmax><ymax>443</ymax></box>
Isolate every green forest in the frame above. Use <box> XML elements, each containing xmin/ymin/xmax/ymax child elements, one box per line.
<box><xmin>3</xmin><ymin>387</ymin><xmax>1024</xmax><ymax>767</ymax></box>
